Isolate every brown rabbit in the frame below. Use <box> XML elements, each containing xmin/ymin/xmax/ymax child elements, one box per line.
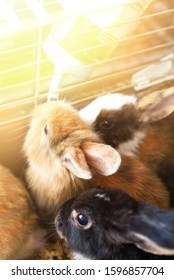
<box><xmin>23</xmin><ymin>100</ymin><xmax>169</xmax><ymax>224</ymax></box>
<box><xmin>0</xmin><ymin>164</ymin><xmax>45</xmax><ymax>260</ymax></box>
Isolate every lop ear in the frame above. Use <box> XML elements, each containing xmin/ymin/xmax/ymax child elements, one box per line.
<box><xmin>62</xmin><ymin>147</ymin><xmax>92</xmax><ymax>179</ymax></box>
<box><xmin>108</xmin><ymin>203</ymin><xmax>174</xmax><ymax>256</ymax></box>
<box><xmin>62</xmin><ymin>143</ymin><xmax>121</xmax><ymax>179</ymax></box>
<box><xmin>129</xmin><ymin>219</ymin><xmax>174</xmax><ymax>256</ymax></box>
<box><xmin>137</xmin><ymin>86</ymin><xmax>174</xmax><ymax>123</ymax></box>
<box><xmin>82</xmin><ymin>142</ymin><xmax>121</xmax><ymax>176</ymax></box>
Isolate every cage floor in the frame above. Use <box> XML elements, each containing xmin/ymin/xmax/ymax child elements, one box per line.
<box><xmin>34</xmin><ymin>239</ymin><xmax>73</xmax><ymax>260</ymax></box>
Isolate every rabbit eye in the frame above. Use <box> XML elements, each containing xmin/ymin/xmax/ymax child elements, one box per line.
<box><xmin>44</xmin><ymin>124</ymin><xmax>49</xmax><ymax>135</ymax></box>
<box><xmin>101</xmin><ymin>120</ymin><xmax>113</xmax><ymax>129</ymax></box>
<box><xmin>71</xmin><ymin>210</ymin><xmax>92</xmax><ymax>229</ymax></box>
<box><xmin>77</xmin><ymin>214</ymin><xmax>89</xmax><ymax>227</ymax></box>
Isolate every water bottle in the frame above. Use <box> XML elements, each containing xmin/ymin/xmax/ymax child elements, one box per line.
<box><xmin>43</xmin><ymin>0</ymin><xmax>153</xmax><ymax>99</ymax></box>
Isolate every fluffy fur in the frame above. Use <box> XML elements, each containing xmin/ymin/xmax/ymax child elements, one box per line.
<box><xmin>23</xmin><ymin>100</ymin><xmax>169</xmax><ymax>227</ymax></box>
<box><xmin>23</xmin><ymin>101</ymin><xmax>102</xmax><ymax>219</ymax></box>
<box><xmin>0</xmin><ymin>164</ymin><xmax>45</xmax><ymax>259</ymax></box>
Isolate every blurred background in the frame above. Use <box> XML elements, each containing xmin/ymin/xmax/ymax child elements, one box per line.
<box><xmin>0</xmin><ymin>0</ymin><xmax>173</xmax><ymax>176</ymax></box>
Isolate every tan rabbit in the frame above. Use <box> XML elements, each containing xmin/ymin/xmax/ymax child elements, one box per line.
<box><xmin>0</xmin><ymin>164</ymin><xmax>45</xmax><ymax>259</ymax></box>
<box><xmin>23</xmin><ymin>100</ymin><xmax>169</xmax><ymax>224</ymax></box>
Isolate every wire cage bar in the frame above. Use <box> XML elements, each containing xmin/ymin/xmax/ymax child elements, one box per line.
<box><xmin>0</xmin><ymin>0</ymin><xmax>173</xmax><ymax>175</ymax></box>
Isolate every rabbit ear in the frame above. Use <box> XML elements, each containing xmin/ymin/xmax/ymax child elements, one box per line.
<box><xmin>62</xmin><ymin>143</ymin><xmax>121</xmax><ymax>179</ymax></box>
<box><xmin>108</xmin><ymin>203</ymin><xmax>174</xmax><ymax>255</ymax></box>
<box><xmin>136</xmin><ymin>86</ymin><xmax>174</xmax><ymax>123</ymax></box>
<box><xmin>62</xmin><ymin>147</ymin><xmax>93</xmax><ymax>179</ymax></box>
<box><xmin>81</xmin><ymin>142</ymin><xmax>121</xmax><ymax>176</ymax></box>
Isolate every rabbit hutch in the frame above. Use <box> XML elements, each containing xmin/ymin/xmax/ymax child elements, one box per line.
<box><xmin>0</xmin><ymin>0</ymin><xmax>174</xmax><ymax>260</ymax></box>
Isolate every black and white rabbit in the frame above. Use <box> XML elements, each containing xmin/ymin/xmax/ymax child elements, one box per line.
<box><xmin>55</xmin><ymin>186</ymin><xmax>174</xmax><ymax>260</ymax></box>
<box><xmin>79</xmin><ymin>88</ymin><xmax>174</xmax><ymax>205</ymax></box>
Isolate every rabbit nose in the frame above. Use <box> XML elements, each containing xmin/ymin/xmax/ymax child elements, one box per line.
<box><xmin>55</xmin><ymin>214</ymin><xmax>62</xmax><ymax>229</ymax></box>
<box><xmin>58</xmin><ymin>220</ymin><xmax>63</xmax><ymax>230</ymax></box>
<box><xmin>55</xmin><ymin>215</ymin><xmax>65</xmax><ymax>240</ymax></box>
<box><xmin>57</xmin><ymin>219</ymin><xmax>62</xmax><ymax>228</ymax></box>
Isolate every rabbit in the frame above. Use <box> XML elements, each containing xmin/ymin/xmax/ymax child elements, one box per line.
<box><xmin>0</xmin><ymin>164</ymin><xmax>45</xmax><ymax>260</ymax></box>
<box><xmin>23</xmin><ymin>100</ymin><xmax>121</xmax><ymax>222</ymax></box>
<box><xmin>23</xmin><ymin>99</ymin><xmax>170</xmax><ymax>226</ymax></box>
<box><xmin>55</xmin><ymin>185</ymin><xmax>174</xmax><ymax>260</ymax></box>
<box><xmin>79</xmin><ymin>87</ymin><xmax>174</xmax><ymax>206</ymax></box>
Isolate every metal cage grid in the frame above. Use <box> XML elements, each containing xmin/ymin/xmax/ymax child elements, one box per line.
<box><xmin>0</xmin><ymin>0</ymin><xmax>173</xmax><ymax>175</ymax></box>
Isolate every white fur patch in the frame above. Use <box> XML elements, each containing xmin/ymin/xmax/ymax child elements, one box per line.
<box><xmin>73</xmin><ymin>252</ymin><xmax>91</xmax><ymax>260</ymax></box>
<box><xmin>118</xmin><ymin>131</ymin><xmax>145</xmax><ymax>156</ymax></box>
<box><xmin>79</xmin><ymin>93</ymin><xmax>137</xmax><ymax>124</ymax></box>
<box><xmin>95</xmin><ymin>193</ymin><xmax>110</xmax><ymax>201</ymax></box>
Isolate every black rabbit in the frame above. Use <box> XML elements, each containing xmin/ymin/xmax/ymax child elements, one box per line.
<box><xmin>55</xmin><ymin>186</ymin><xmax>174</xmax><ymax>260</ymax></box>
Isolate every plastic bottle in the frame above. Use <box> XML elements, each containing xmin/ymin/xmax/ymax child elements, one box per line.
<box><xmin>43</xmin><ymin>0</ymin><xmax>153</xmax><ymax>99</ymax></box>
